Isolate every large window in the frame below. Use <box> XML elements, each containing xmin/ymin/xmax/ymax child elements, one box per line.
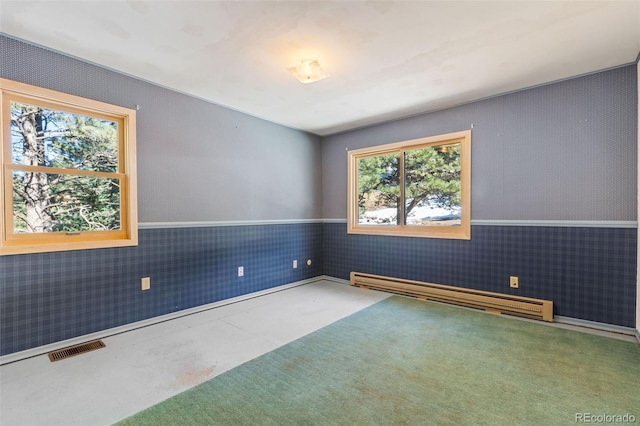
<box><xmin>1</xmin><ymin>78</ymin><xmax>137</xmax><ymax>255</ymax></box>
<box><xmin>347</xmin><ymin>130</ymin><xmax>470</xmax><ymax>239</ymax></box>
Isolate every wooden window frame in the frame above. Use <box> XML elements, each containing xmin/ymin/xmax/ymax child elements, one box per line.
<box><xmin>347</xmin><ymin>130</ymin><xmax>471</xmax><ymax>240</ymax></box>
<box><xmin>0</xmin><ymin>78</ymin><xmax>138</xmax><ymax>255</ymax></box>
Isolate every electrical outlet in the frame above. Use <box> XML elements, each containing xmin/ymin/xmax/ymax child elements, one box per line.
<box><xmin>238</xmin><ymin>266</ymin><xmax>244</xmax><ymax>277</ymax></box>
<box><xmin>141</xmin><ymin>277</ymin><xmax>150</xmax><ymax>291</ymax></box>
<box><xmin>510</xmin><ymin>276</ymin><xmax>519</xmax><ymax>288</ymax></box>
<box><xmin>293</xmin><ymin>260</ymin><xmax>298</xmax><ymax>269</ymax></box>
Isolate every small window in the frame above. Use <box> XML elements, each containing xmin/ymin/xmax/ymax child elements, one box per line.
<box><xmin>1</xmin><ymin>78</ymin><xmax>137</xmax><ymax>255</ymax></box>
<box><xmin>347</xmin><ymin>130</ymin><xmax>470</xmax><ymax>239</ymax></box>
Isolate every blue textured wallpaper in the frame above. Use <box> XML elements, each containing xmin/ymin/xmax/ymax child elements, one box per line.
<box><xmin>2</xmin><ymin>222</ymin><xmax>635</xmax><ymax>356</ymax></box>
<box><xmin>323</xmin><ymin>223</ymin><xmax>637</xmax><ymax>328</ymax></box>
<box><xmin>0</xmin><ymin>34</ymin><xmax>637</xmax><ymax>358</ymax></box>
<box><xmin>321</xmin><ymin>65</ymin><xmax>637</xmax><ymax>221</ymax></box>
<box><xmin>0</xmin><ymin>223</ymin><xmax>323</xmax><ymax>356</ymax></box>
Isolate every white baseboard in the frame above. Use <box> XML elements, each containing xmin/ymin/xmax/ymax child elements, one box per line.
<box><xmin>554</xmin><ymin>316</ymin><xmax>636</xmax><ymax>336</ymax></box>
<box><xmin>0</xmin><ymin>276</ymin><xmax>327</xmax><ymax>366</ymax></box>
<box><xmin>2</xmin><ymin>275</ymin><xmax>635</xmax><ymax>365</ymax></box>
<box><xmin>321</xmin><ymin>275</ymin><xmax>351</xmax><ymax>285</ymax></box>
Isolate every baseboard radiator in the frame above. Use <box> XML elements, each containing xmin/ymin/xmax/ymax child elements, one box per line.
<box><xmin>350</xmin><ymin>272</ymin><xmax>553</xmax><ymax>322</ymax></box>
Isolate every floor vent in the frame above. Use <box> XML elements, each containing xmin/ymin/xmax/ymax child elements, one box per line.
<box><xmin>351</xmin><ymin>271</ymin><xmax>554</xmax><ymax>322</ymax></box>
<box><xmin>47</xmin><ymin>340</ymin><xmax>106</xmax><ymax>362</ymax></box>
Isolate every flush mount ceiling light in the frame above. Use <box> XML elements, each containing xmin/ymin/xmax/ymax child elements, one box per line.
<box><xmin>287</xmin><ymin>59</ymin><xmax>330</xmax><ymax>84</ymax></box>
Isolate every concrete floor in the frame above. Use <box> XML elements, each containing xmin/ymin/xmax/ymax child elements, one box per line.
<box><xmin>0</xmin><ymin>279</ymin><xmax>389</xmax><ymax>426</ymax></box>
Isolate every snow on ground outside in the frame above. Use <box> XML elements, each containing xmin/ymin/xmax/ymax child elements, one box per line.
<box><xmin>359</xmin><ymin>203</ymin><xmax>460</xmax><ymax>224</ymax></box>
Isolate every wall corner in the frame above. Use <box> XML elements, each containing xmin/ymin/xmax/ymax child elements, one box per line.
<box><xmin>636</xmin><ymin>58</ymin><xmax>640</xmax><ymax>337</ymax></box>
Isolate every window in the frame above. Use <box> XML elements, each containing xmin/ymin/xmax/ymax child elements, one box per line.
<box><xmin>1</xmin><ymin>78</ymin><xmax>137</xmax><ymax>255</ymax></box>
<box><xmin>347</xmin><ymin>130</ymin><xmax>470</xmax><ymax>239</ymax></box>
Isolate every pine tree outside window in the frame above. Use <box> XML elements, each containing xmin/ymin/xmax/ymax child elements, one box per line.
<box><xmin>347</xmin><ymin>130</ymin><xmax>471</xmax><ymax>239</ymax></box>
<box><xmin>0</xmin><ymin>79</ymin><xmax>137</xmax><ymax>255</ymax></box>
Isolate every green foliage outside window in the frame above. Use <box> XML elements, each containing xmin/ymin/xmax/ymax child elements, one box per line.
<box><xmin>357</xmin><ymin>153</ymin><xmax>400</xmax><ymax>224</ymax></box>
<box><xmin>10</xmin><ymin>101</ymin><xmax>121</xmax><ymax>234</ymax></box>
<box><xmin>348</xmin><ymin>130</ymin><xmax>470</xmax><ymax>240</ymax></box>
<box><xmin>356</xmin><ymin>143</ymin><xmax>461</xmax><ymax>226</ymax></box>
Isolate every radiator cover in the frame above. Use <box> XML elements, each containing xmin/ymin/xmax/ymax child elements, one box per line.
<box><xmin>351</xmin><ymin>272</ymin><xmax>553</xmax><ymax>322</ymax></box>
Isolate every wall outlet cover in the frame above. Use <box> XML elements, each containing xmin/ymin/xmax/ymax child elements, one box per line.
<box><xmin>141</xmin><ymin>277</ymin><xmax>150</xmax><ymax>291</ymax></box>
<box><xmin>510</xmin><ymin>276</ymin><xmax>519</xmax><ymax>288</ymax></box>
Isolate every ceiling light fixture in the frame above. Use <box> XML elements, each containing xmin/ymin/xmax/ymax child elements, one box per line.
<box><xmin>287</xmin><ymin>59</ymin><xmax>330</xmax><ymax>84</ymax></box>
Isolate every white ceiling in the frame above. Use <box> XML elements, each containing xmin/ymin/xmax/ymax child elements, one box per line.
<box><xmin>1</xmin><ymin>1</ymin><xmax>639</xmax><ymax>136</ymax></box>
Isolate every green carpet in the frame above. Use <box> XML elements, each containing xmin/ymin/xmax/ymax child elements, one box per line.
<box><xmin>116</xmin><ymin>296</ymin><xmax>640</xmax><ymax>426</ymax></box>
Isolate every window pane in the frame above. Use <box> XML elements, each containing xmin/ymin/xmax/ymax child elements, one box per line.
<box><xmin>357</xmin><ymin>153</ymin><xmax>400</xmax><ymax>225</ymax></box>
<box><xmin>12</xmin><ymin>171</ymin><xmax>121</xmax><ymax>233</ymax></box>
<box><xmin>10</xmin><ymin>101</ymin><xmax>119</xmax><ymax>172</ymax></box>
<box><xmin>404</xmin><ymin>143</ymin><xmax>461</xmax><ymax>226</ymax></box>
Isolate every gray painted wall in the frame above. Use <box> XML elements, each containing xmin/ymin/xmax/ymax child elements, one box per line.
<box><xmin>322</xmin><ymin>65</ymin><xmax>637</xmax><ymax>221</ymax></box>
<box><xmin>1</xmin><ymin>35</ymin><xmax>323</xmax><ymax>223</ymax></box>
